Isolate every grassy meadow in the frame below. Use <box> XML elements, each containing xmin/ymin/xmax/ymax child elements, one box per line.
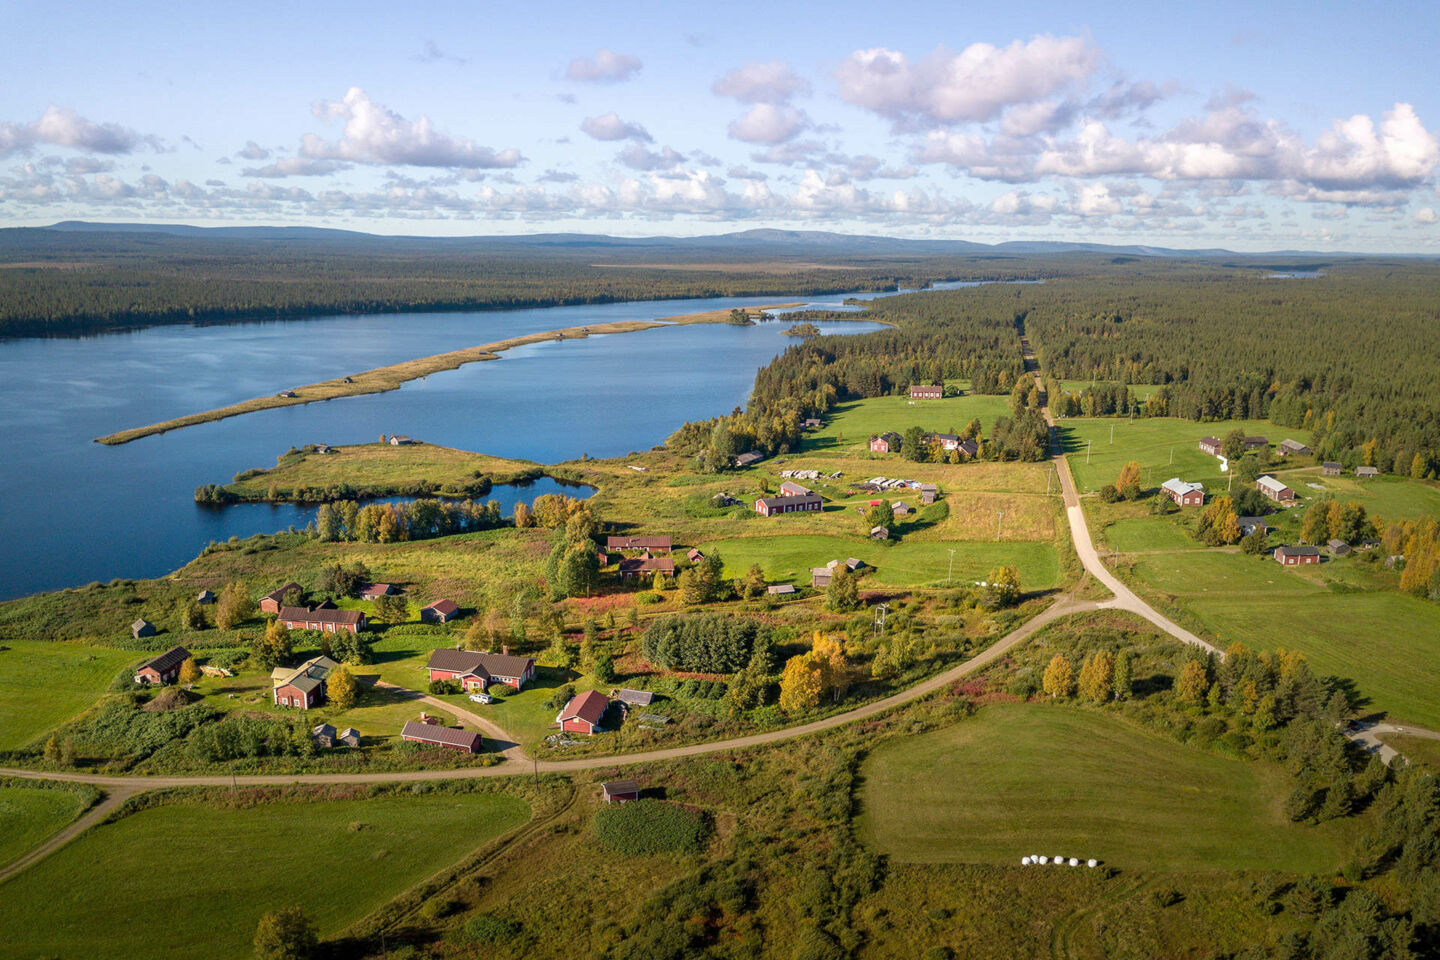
<box><xmin>224</xmin><ymin>441</ymin><xmax>545</xmax><ymax>497</ymax></box>
<box><xmin>802</xmin><ymin>389</ymin><xmax>1013</xmax><ymax>453</ymax></box>
<box><xmin>0</xmin><ymin>790</ymin><xmax>531</xmax><ymax>960</ymax></box>
<box><xmin>858</xmin><ymin>705</ymin><xmax>1351</xmax><ymax>873</ymax></box>
<box><xmin>1058</xmin><ymin>417</ymin><xmax>1309</xmax><ymax>495</ymax></box>
<box><xmin>1122</xmin><ymin>548</ymin><xmax>1440</xmax><ymax>727</ymax></box>
<box><xmin>0</xmin><ymin>641</ymin><xmax>138</xmax><ymax>748</ymax></box>
<box><xmin>0</xmin><ymin>785</ymin><xmax>89</xmax><ymax>867</ymax></box>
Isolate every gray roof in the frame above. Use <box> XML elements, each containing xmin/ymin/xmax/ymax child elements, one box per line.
<box><xmin>616</xmin><ymin>688</ymin><xmax>654</xmax><ymax>706</ymax></box>
<box><xmin>768</xmin><ymin>584</ymin><xmax>796</xmax><ymax>595</ymax></box>
<box><xmin>401</xmin><ymin>721</ymin><xmax>481</xmax><ymax>749</ymax></box>
<box><xmin>1276</xmin><ymin>544</ymin><xmax>1320</xmax><ymax>557</ymax></box>
<box><xmin>426</xmin><ymin>648</ymin><xmax>535</xmax><ymax>679</ymax></box>
<box><xmin>312</xmin><ymin>723</ymin><xmax>337</xmax><ymax>738</ymax></box>
<box><xmin>602</xmin><ymin>779</ymin><xmax>641</xmax><ymax>795</ymax></box>
<box><xmin>757</xmin><ymin>493</ymin><xmax>822</xmax><ymax>509</ymax></box>
<box><xmin>137</xmin><ymin>645</ymin><xmax>189</xmax><ymax>674</ymax></box>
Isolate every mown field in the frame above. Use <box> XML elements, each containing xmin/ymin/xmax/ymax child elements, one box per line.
<box><xmin>1058</xmin><ymin>417</ymin><xmax>1308</xmax><ymax>495</ymax></box>
<box><xmin>223</xmin><ymin>441</ymin><xmax>546</xmax><ymax>497</ymax></box>
<box><xmin>707</xmin><ymin>534</ymin><xmax>1062</xmax><ymax>591</ymax></box>
<box><xmin>803</xmin><ymin>389</ymin><xmax>1013</xmax><ymax>453</ymax></box>
<box><xmin>1124</xmin><ymin>549</ymin><xmax>1440</xmax><ymax>727</ymax></box>
<box><xmin>858</xmin><ymin>705</ymin><xmax>1351</xmax><ymax>873</ymax></box>
<box><xmin>0</xmin><ymin>641</ymin><xmax>138</xmax><ymax>748</ymax></box>
<box><xmin>0</xmin><ymin>785</ymin><xmax>88</xmax><ymax>867</ymax></box>
<box><xmin>0</xmin><ymin>790</ymin><xmax>530</xmax><ymax>960</ymax></box>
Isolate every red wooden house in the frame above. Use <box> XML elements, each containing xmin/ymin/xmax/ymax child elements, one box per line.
<box><xmin>909</xmin><ymin>384</ymin><xmax>943</xmax><ymax>399</ymax></box>
<box><xmin>134</xmin><ymin>646</ymin><xmax>191</xmax><ymax>686</ymax></box>
<box><xmin>869</xmin><ymin>433</ymin><xmax>902</xmax><ymax>454</ymax></box>
<box><xmin>259</xmin><ymin>582</ymin><xmax>302</xmax><ymax>614</ymax></box>
<box><xmin>426</xmin><ymin>648</ymin><xmax>537</xmax><ymax>691</ymax></box>
<box><xmin>271</xmin><ymin>654</ymin><xmax>339</xmax><ymax>710</ymax></box>
<box><xmin>278</xmin><ymin>605</ymin><xmax>366</xmax><ymax>634</ymax></box>
<box><xmin>1161</xmin><ymin>478</ymin><xmax>1205</xmax><ymax>506</ymax></box>
<box><xmin>754</xmin><ymin>493</ymin><xmax>822</xmax><ymax>517</ymax></box>
<box><xmin>420</xmin><ymin>599</ymin><xmax>459</xmax><ymax>623</ymax></box>
<box><xmin>1274</xmin><ymin>545</ymin><xmax>1321</xmax><ymax>566</ymax></box>
<box><xmin>556</xmin><ymin>690</ymin><xmax>610</xmax><ymax>734</ymax></box>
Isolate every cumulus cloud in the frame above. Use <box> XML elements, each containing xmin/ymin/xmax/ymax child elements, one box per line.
<box><xmin>237</xmin><ymin>140</ymin><xmax>271</xmax><ymax>160</ymax></box>
<box><xmin>617</xmin><ymin>143</ymin><xmax>686</xmax><ymax>171</ymax></box>
<box><xmin>580</xmin><ymin>112</ymin><xmax>652</xmax><ymax>142</ymax></box>
<box><xmin>835</xmin><ymin>35</ymin><xmax>1101</xmax><ymax>127</ymax></box>
<box><xmin>242</xmin><ymin>156</ymin><xmax>350</xmax><ymax>178</ymax></box>
<box><xmin>1415</xmin><ymin>206</ymin><xmax>1438</xmax><ymax>224</ymax></box>
<box><xmin>565</xmin><ymin>48</ymin><xmax>642</xmax><ymax>83</ymax></box>
<box><xmin>728</xmin><ymin>103</ymin><xmax>810</xmax><ymax>144</ymax></box>
<box><xmin>300</xmin><ymin>88</ymin><xmax>521</xmax><ymax>169</ymax></box>
<box><xmin>712</xmin><ymin>60</ymin><xmax>811</xmax><ymax>104</ymax></box>
<box><xmin>0</xmin><ymin>106</ymin><xmax>156</xmax><ymax>157</ymax></box>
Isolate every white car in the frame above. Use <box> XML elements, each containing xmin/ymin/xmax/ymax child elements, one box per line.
<box><xmin>468</xmin><ymin>692</ymin><xmax>494</xmax><ymax>705</ymax></box>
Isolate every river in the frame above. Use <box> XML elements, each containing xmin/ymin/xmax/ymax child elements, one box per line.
<box><xmin>0</xmin><ymin>286</ymin><xmax>963</xmax><ymax>599</ymax></box>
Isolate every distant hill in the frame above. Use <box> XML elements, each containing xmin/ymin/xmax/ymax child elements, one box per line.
<box><xmin>28</xmin><ymin>221</ymin><xmax>1300</xmax><ymax>258</ymax></box>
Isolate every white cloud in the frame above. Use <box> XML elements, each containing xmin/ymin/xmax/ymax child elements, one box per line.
<box><xmin>300</xmin><ymin>88</ymin><xmax>521</xmax><ymax>169</ymax></box>
<box><xmin>1415</xmin><ymin>206</ymin><xmax>1438</xmax><ymax>224</ymax></box>
<box><xmin>580</xmin><ymin>112</ymin><xmax>652</xmax><ymax>142</ymax></box>
<box><xmin>617</xmin><ymin>143</ymin><xmax>686</xmax><ymax>171</ymax></box>
<box><xmin>0</xmin><ymin>106</ymin><xmax>155</xmax><ymax>157</ymax></box>
<box><xmin>565</xmin><ymin>48</ymin><xmax>642</xmax><ymax>83</ymax></box>
<box><xmin>728</xmin><ymin>104</ymin><xmax>810</xmax><ymax>144</ymax></box>
<box><xmin>237</xmin><ymin>140</ymin><xmax>271</xmax><ymax>160</ymax></box>
<box><xmin>1074</xmin><ymin>183</ymin><xmax>1123</xmax><ymax>216</ymax></box>
<box><xmin>713</xmin><ymin>60</ymin><xmax>811</xmax><ymax>104</ymax></box>
<box><xmin>835</xmin><ymin>35</ymin><xmax>1102</xmax><ymax>127</ymax></box>
<box><xmin>242</xmin><ymin>156</ymin><xmax>350</xmax><ymax>178</ymax></box>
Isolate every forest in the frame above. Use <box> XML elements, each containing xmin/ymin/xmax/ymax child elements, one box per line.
<box><xmin>0</xmin><ymin>226</ymin><xmax>1074</xmax><ymax>337</ymax></box>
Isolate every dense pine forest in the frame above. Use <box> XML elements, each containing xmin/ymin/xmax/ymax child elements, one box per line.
<box><xmin>0</xmin><ymin>227</ymin><xmax>1064</xmax><ymax>337</ymax></box>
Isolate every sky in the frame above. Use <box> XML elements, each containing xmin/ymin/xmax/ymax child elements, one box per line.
<box><xmin>2</xmin><ymin>0</ymin><xmax>1438</xmax><ymax>251</ymax></box>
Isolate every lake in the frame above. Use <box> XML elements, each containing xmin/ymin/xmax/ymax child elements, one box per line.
<box><xmin>0</xmin><ymin>289</ymin><xmax>922</xmax><ymax>599</ymax></box>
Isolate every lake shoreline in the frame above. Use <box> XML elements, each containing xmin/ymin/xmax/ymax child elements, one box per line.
<box><xmin>94</xmin><ymin>303</ymin><xmax>817</xmax><ymax>446</ymax></box>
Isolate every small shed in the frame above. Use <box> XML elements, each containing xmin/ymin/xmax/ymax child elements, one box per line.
<box><xmin>195</xmin><ymin>590</ymin><xmax>215</xmax><ymax>605</ymax></box>
<box><xmin>338</xmin><ymin>727</ymin><xmax>361</xmax><ymax>747</ymax></box>
<box><xmin>616</xmin><ymin>688</ymin><xmax>654</xmax><ymax>707</ymax></box>
<box><xmin>556</xmin><ymin>690</ymin><xmax>610</xmax><ymax>735</ymax></box>
<box><xmin>919</xmin><ymin>483</ymin><xmax>938</xmax><ymax>504</ymax></box>
<box><xmin>131</xmin><ymin>618</ymin><xmax>156</xmax><ymax>640</ymax></box>
<box><xmin>687</xmin><ymin>548</ymin><xmax>706</xmax><ymax>563</ymax></box>
<box><xmin>891</xmin><ymin>501</ymin><xmax>912</xmax><ymax>517</ymax></box>
<box><xmin>601</xmin><ymin>779</ymin><xmax>642</xmax><ymax>804</ymax></box>
<box><xmin>312</xmin><ymin>723</ymin><xmax>337</xmax><ymax>748</ymax></box>
<box><xmin>1321</xmin><ymin>462</ymin><xmax>1343</xmax><ymax>476</ymax></box>
<box><xmin>1355</xmin><ymin>466</ymin><xmax>1380</xmax><ymax>478</ymax></box>
<box><xmin>401</xmin><ymin>720</ymin><xmax>482</xmax><ymax>753</ymax></box>
<box><xmin>1328</xmin><ymin>539</ymin><xmax>1352</xmax><ymax>556</ymax></box>
<box><xmin>811</xmin><ymin>567</ymin><xmax>833</xmax><ymax>588</ymax></box>
<box><xmin>870</xmin><ymin>525</ymin><xmax>890</xmax><ymax>540</ymax></box>
<box><xmin>134</xmin><ymin>645</ymin><xmax>191</xmax><ymax>685</ymax></box>
<box><xmin>420</xmin><ymin>598</ymin><xmax>459</xmax><ymax>623</ymax></box>
<box><xmin>359</xmin><ymin>583</ymin><xmax>396</xmax><ymax>599</ymax></box>
<box><xmin>767</xmin><ymin>584</ymin><xmax>796</xmax><ymax>596</ymax></box>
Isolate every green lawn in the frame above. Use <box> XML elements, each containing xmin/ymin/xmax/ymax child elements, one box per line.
<box><xmin>706</xmin><ymin>534</ymin><xmax>1062</xmax><ymax>591</ymax></box>
<box><xmin>1280</xmin><ymin>469</ymin><xmax>1440</xmax><ymax>523</ymax></box>
<box><xmin>0</xmin><ymin>642</ymin><xmax>138</xmax><ymax>749</ymax></box>
<box><xmin>1059</xmin><ymin>417</ymin><xmax>1308</xmax><ymax>496</ymax></box>
<box><xmin>1383</xmin><ymin>735</ymin><xmax>1440</xmax><ymax>772</ymax></box>
<box><xmin>0</xmin><ymin>786</ymin><xmax>88</xmax><ymax>868</ymax></box>
<box><xmin>0</xmin><ymin>791</ymin><xmax>530</xmax><ymax>960</ymax></box>
<box><xmin>806</xmin><ymin>391</ymin><xmax>1014</xmax><ymax>455</ymax></box>
<box><xmin>1101</xmin><ymin>516</ymin><xmax>1204</xmax><ymax>553</ymax></box>
<box><xmin>858</xmin><ymin>706</ymin><xmax>1350</xmax><ymax>873</ymax></box>
<box><xmin>1126</xmin><ymin>550</ymin><xmax>1440</xmax><ymax>727</ymax></box>
<box><xmin>1058</xmin><ymin>380</ymin><xmax>1159</xmax><ymax>401</ymax></box>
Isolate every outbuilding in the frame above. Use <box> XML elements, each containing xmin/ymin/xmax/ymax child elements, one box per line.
<box><xmin>767</xmin><ymin>584</ymin><xmax>796</xmax><ymax>596</ymax></box>
<box><xmin>1278</xmin><ymin>439</ymin><xmax>1312</xmax><ymax>457</ymax></box>
<box><xmin>1321</xmin><ymin>462</ymin><xmax>1343</xmax><ymax>476</ymax></box>
<box><xmin>1328</xmin><ymin>539</ymin><xmax>1352</xmax><ymax>556</ymax></box>
<box><xmin>754</xmin><ymin>493</ymin><xmax>822</xmax><ymax>517</ymax></box>
<box><xmin>1256</xmin><ymin>475</ymin><xmax>1295</xmax><ymax>503</ymax></box>
<box><xmin>131</xmin><ymin>618</ymin><xmax>156</xmax><ymax>640</ymax></box>
<box><xmin>601</xmin><ymin>779</ymin><xmax>642</xmax><ymax>804</ymax></box>
<box><xmin>259</xmin><ymin>582</ymin><xmax>302</xmax><ymax>614</ymax></box>
<box><xmin>401</xmin><ymin>720</ymin><xmax>482</xmax><ymax>754</ymax></box>
<box><xmin>420</xmin><ymin>599</ymin><xmax>459</xmax><ymax>623</ymax></box>
<box><xmin>615</xmin><ymin>688</ymin><xmax>654</xmax><ymax>707</ymax></box>
<box><xmin>1274</xmin><ymin>544</ymin><xmax>1321</xmax><ymax>566</ymax></box>
<box><xmin>338</xmin><ymin>727</ymin><xmax>361</xmax><ymax>747</ymax></box>
<box><xmin>1356</xmin><ymin>466</ymin><xmax>1380</xmax><ymax>478</ymax></box>
<box><xmin>134</xmin><ymin>645</ymin><xmax>191</xmax><ymax>685</ymax></box>
<box><xmin>1161</xmin><ymin>478</ymin><xmax>1205</xmax><ymax>507</ymax></box>
<box><xmin>556</xmin><ymin>690</ymin><xmax>610</xmax><ymax>735</ymax></box>
<box><xmin>870</xmin><ymin>525</ymin><xmax>890</xmax><ymax>540</ymax></box>
<box><xmin>1198</xmin><ymin>437</ymin><xmax>1222</xmax><ymax>457</ymax></box>
<box><xmin>312</xmin><ymin>723</ymin><xmax>337</xmax><ymax>748</ymax></box>
<box><xmin>195</xmin><ymin>590</ymin><xmax>215</xmax><ymax>605</ymax></box>
<box><xmin>278</xmin><ymin>605</ymin><xmax>366</xmax><ymax>635</ymax></box>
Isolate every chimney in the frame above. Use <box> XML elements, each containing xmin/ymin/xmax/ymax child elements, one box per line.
<box><xmin>501</xmin><ymin>645</ymin><xmax>510</xmax><ymax>656</ymax></box>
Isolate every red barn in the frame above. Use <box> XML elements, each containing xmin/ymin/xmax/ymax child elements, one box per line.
<box><xmin>278</xmin><ymin>606</ymin><xmax>366</xmax><ymax>634</ymax></box>
<box><xmin>134</xmin><ymin>646</ymin><xmax>191</xmax><ymax>686</ymax></box>
<box><xmin>426</xmin><ymin>649</ymin><xmax>536</xmax><ymax>691</ymax></box>
<box><xmin>601</xmin><ymin>779</ymin><xmax>641</xmax><ymax>804</ymax></box>
<box><xmin>420</xmin><ymin>599</ymin><xmax>459</xmax><ymax>623</ymax></box>
<box><xmin>259</xmin><ymin>582</ymin><xmax>302</xmax><ymax>614</ymax></box>
<box><xmin>401</xmin><ymin>720</ymin><xmax>482</xmax><ymax>754</ymax></box>
<box><xmin>909</xmin><ymin>384</ymin><xmax>943</xmax><ymax>399</ymax></box>
<box><xmin>617</xmin><ymin>555</ymin><xmax>675</xmax><ymax>580</ymax></box>
<box><xmin>556</xmin><ymin>690</ymin><xmax>610</xmax><ymax>734</ymax></box>
<box><xmin>754</xmin><ymin>493</ymin><xmax>822</xmax><ymax>516</ymax></box>
<box><xmin>1274</xmin><ymin>545</ymin><xmax>1321</xmax><ymax>566</ymax></box>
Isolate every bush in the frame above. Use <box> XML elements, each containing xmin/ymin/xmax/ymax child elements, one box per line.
<box><xmin>636</xmin><ymin>591</ymin><xmax>664</xmax><ymax>605</ymax></box>
<box><xmin>418</xmin><ymin>899</ymin><xmax>456</xmax><ymax>922</ymax></box>
<box><xmin>460</xmin><ymin>914</ymin><xmax>520</xmax><ymax>944</ymax></box>
<box><xmin>592</xmin><ymin>799</ymin><xmax>709</xmax><ymax>855</ymax></box>
<box><xmin>1100</xmin><ymin>484</ymin><xmax>1121</xmax><ymax>503</ymax></box>
<box><xmin>428</xmin><ymin>679</ymin><xmax>461</xmax><ymax>696</ymax></box>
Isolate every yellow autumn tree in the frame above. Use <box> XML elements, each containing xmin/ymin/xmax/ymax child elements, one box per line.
<box><xmin>1077</xmin><ymin>651</ymin><xmax>1114</xmax><ymax>703</ymax></box>
<box><xmin>779</xmin><ymin>653</ymin><xmax>824</xmax><ymax>714</ymax></box>
<box><xmin>1042</xmin><ymin>654</ymin><xmax>1075</xmax><ymax>698</ymax></box>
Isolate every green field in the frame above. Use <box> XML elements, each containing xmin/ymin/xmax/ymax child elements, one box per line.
<box><xmin>0</xmin><ymin>786</ymin><xmax>88</xmax><ymax>867</ymax></box>
<box><xmin>1283</xmin><ymin>469</ymin><xmax>1440</xmax><ymax>523</ymax></box>
<box><xmin>806</xmin><ymin>390</ymin><xmax>1014</xmax><ymax>454</ymax></box>
<box><xmin>0</xmin><ymin>642</ymin><xmax>138</xmax><ymax>749</ymax></box>
<box><xmin>706</xmin><ymin>534</ymin><xmax>1062</xmax><ymax>591</ymax></box>
<box><xmin>1058</xmin><ymin>417</ymin><xmax>1307</xmax><ymax>496</ymax></box>
<box><xmin>1100</xmin><ymin>516</ymin><xmax>1205</xmax><ymax>553</ymax></box>
<box><xmin>1383</xmin><ymin>735</ymin><xmax>1440</xmax><ymax>772</ymax></box>
<box><xmin>1126</xmin><ymin>549</ymin><xmax>1440</xmax><ymax>727</ymax></box>
<box><xmin>0</xmin><ymin>790</ymin><xmax>530</xmax><ymax>960</ymax></box>
<box><xmin>1058</xmin><ymin>380</ymin><xmax>1159</xmax><ymax>401</ymax></box>
<box><xmin>858</xmin><ymin>706</ymin><xmax>1350</xmax><ymax>873</ymax></box>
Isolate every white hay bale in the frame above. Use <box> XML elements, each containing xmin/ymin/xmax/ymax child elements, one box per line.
<box><xmin>1053</xmin><ymin>855</ymin><xmax>1065</xmax><ymax>864</ymax></box>
<box><xmin>1087</xmin><ymin>859</ymin><xmax>1098</xmax><ymax>868</ymax></box>
<box><xmin>1037</xmin><ymin>856</ymin><xmax>1048</xmax><ymax>865</ymax></box>
<box><xmin>1068</xmin><ymin>858</ymin><xmax>1079</xmax><ymax>867</ymax></box>
<box><xmin>1021</xmin><ymin>857</ymin><xmax>1031</xmax><ymax>865</ymax></box>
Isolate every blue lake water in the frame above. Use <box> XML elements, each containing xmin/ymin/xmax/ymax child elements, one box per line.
<box><xmin>0</xmin><ymin>289</ymin><xmax>928</xmax><ymax>599</ymax></box>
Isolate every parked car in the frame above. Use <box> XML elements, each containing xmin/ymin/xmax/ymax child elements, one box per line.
<box><xmin>468</xmin><ymin>692</ymin><xmax>494</xmax><ymax>705</ymax></box>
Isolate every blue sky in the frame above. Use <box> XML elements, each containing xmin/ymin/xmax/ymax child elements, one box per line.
<box><xmin>2</xmin><ymin>0</ymin><xmax>1437</xmax><ymax>250</ymax></box>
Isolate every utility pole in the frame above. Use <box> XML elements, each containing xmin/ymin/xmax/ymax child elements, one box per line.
<box><xmin>1110</xmin><ymin>423</ymin><xmax>1115</xmax><ymax>445</ymax></box>
<box><xmin>1169</xmin><ymin>446</ymin><xmax>1174</xmax><ymax>465</ymax></box>
<box><xmin>947</xmin><ymin>548</ymin><xmax>955</xmax><ymax>585</ymax></box>
<box><xmin>1087</xmin><ymin>439</ymin><xmax>1092</xmax><ymax>464</ymax></box>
